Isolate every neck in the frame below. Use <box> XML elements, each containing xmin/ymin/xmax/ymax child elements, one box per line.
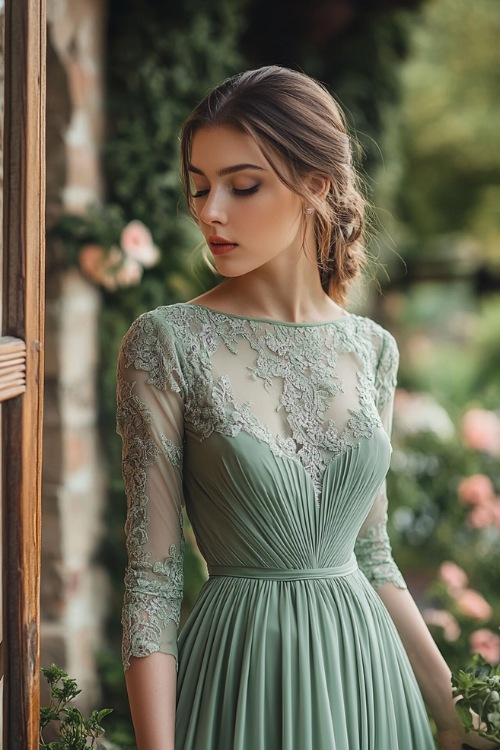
<box><xmin>215</xmin><ymin>246</ymin><xmax>343</xmax><ymax>324</ymax></box>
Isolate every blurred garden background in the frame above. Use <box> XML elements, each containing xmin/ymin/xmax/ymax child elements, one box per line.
<box><xmin>42</xmin><ymin>0</ymin><xmax>500</xmax><ymax>745</ymax></box>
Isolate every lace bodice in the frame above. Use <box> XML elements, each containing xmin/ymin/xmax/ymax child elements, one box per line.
<box><xmin>116</xmin><ymin>303</ymin><xmax>406</xmax><ymax>670</ymax></box>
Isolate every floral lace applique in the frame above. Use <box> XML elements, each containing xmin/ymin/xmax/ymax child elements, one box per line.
<box><xmin>122</xmin><ymin>535</ymin><xmax>184</xmax><ymax>670</ymax></box>
<box><xmin>161</xmin><ymin>435</ymin><xmax>183</xmax><ymax>469</ymax></box>
<box><xmin>117</xmin><ymin>335</ymin><xmax>185</xmax><ymax>669</ymax></box>
<box><xmin>354</xmin><ymin>519</ymin><xmax>407</xmax><ymax>590</ymax></box>
<box><xmin>151</xmin><ymin>305</ymin><xmax>389</xmax><ymax>502</ymax></box>
<box><xmin>374</xmin><ymin>332</ymin><xmax>399</xmax><ymax>410</ymax></box>
<box><xmin>120</xmin><ymin>311</ymin><xmax>186</xmax><ymax>394</ymax></box>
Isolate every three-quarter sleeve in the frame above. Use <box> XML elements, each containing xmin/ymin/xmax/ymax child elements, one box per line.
<box><xmin>354</xmin><ymin>329</ymin><xmax>407</xmax><ymax>591</ymax></box>
<box><xmin>116</xmin><ymin>312</ymin><xmax>186</xmax><ymax>670</ymax></box>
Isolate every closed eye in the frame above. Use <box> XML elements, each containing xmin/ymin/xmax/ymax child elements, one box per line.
<box><xmin>233</xmin><ymin>185</ymin><xmax>259</xmax><ymax>196</ymax></box>
<box><xmin>191</xmin><ymin>185</ymin><xmax>260</xmax><ymax>199</ymax></box>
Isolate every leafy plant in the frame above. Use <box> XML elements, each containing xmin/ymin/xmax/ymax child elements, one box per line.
<box><xmin>452</xmin><ymin>655</ymin><xmax>500</xmax><ymax>744</ymax></box>
<box><xmin>40</xmin><ymin>664</ymin><xmax>112</xmax><ymax>750</ymax></box>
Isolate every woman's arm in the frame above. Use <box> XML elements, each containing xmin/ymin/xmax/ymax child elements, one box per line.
<box><xmin>117</xmin><ymin>312</ymin><xmax>187</xmax><ymax>749</ymax></box>
<box><xmin>125</xmin><ymin>653</ymin><xmax>177</xmax><ymax>750</ymax></box>
<box><xmin>357</xmin><ymin>328</ymin><xmax>497</xmax><ymax>750</ymax></box>
<box><xmin>379</xmin><ymin>584</ymin><xmax>497</xmax><ymax>750</ymax></box>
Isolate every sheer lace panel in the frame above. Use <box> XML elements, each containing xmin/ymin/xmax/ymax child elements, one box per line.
<box><xmin>355</xmin><ymin>333</ymin><xmax>406</xmax><ymax>590</ymax></box>
<box><xmin>117</xmin><ymin>314</ymin><xmax>185</xmax><ymax>670</ymax></box>
<box><xmin>164</xmin><ymin>305</ymin><xmax>396</xmax><ymax>501</ymax></box>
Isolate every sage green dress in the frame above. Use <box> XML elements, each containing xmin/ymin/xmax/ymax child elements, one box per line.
<box><xmin>116</xmin><ymin>303</ymin><xmax>435</xmax><ymax>750</ymax></box>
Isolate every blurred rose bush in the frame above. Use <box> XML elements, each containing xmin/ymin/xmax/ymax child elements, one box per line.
<box><xmin>388</xmin><ymin>392</ymin><xmax>500</xmax><ymax>672</ymax></box>
<box><xmin>49</xmin><ymin>206</ymin><xmax>160</xmax><ymax>291</ymax></box>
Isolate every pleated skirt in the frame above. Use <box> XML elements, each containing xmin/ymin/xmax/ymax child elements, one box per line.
<box><xmin>175</xmin><ymin>569</ymin><xmax>435</xmax><ymax>750</ymax></box>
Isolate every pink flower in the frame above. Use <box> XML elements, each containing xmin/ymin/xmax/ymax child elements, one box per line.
<box><xmin>79</xmin><ymin>244</ymin><xmax>104</xmax><ymax>279</ymax></box>
<box><xmin>439</xmin><ymin>561</ymin><xmax>468</xmax><ymax>592</ymax></box>
<box><xmin>462</xmin><ymin>409</ymin><xmax>500</xmax><ymax>456</ymax></box>
<box><xmin>469</xmin><ymin>629</ymin><xmax>500</xmax><ymax>665</ymax></box>
<box><xmin>467</xmin><ymin>502</ymin><xmax>495</xmax><ymax>529</ymax></box>
<box><xmin>120</xmin><ymin>220</ymin><xmax>160</xmax><ymax>268</ymax></box>
<box><xmin>423</xmin><ymin>608</ymin><xmax>461</xmax><ymax>641</ymax></box>
<box><xmin>458</xmin><ymin>474</ymin><xmax>495</xmax><ymax>507</ymax></box>
<box><xmin>79</xmin><ymin>244</ymin><xmax>118</xmax><ymax>290</ymax></box>
<box><xmin>115</xmin><ymin>257</ymin><xmax>143</xmax><ymax>287</ymax></box>
<box><xmin>393</xmin><ymin>389</ymin><xmax>454</xmax><ymax>439</ymax></box>
<box><xmin>456</xmin><ymin>589</ymin><xmax>492</xmax><ymax>621</ymax></box>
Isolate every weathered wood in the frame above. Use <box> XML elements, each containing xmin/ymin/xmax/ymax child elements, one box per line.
<box><xmin>2</xmin><ymin>0</ymin><xmax>46</xmax><ymax>747</ymax></box>
<box><xmin>0</xmin><ymin>338</ymin><xmax>27</xmax><ymax>402</ymax></box>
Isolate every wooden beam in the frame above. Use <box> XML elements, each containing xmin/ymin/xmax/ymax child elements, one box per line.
<box><xmin>2</xmin><ymin>0</ymin><xmax>46</xmax><ymax>748</ymax></box>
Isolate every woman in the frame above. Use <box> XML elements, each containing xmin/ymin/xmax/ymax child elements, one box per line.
<box><xmin>116</xmin><ymin>66</ymin><xmax>497</xmax><ymax>750</ymax></box>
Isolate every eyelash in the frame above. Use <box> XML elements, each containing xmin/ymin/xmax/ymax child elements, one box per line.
<box><xmin>191</xmin><ymin>185</ymin><xmax>259</xmax><ymax>199</ymax></box>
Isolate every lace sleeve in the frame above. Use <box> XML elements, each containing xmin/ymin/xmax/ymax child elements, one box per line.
<box><xmin>354</xmin><ymin>329</ymin><xmax>407</xmax><ymax>591</ymax></box>
<box><xmin>116</xmin><ymin>311</ymin><xmax>186</xmax><ymax>671</ymax></box>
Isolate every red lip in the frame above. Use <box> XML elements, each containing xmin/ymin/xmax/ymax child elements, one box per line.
<box><xmin>208</xmin><ymin>235</ymin><xmax>238</xmax><ymax>256</ymax></box>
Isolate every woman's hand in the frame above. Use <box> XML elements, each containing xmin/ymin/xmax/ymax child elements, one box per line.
<box><xmin>437</xmin><ymin>728</ymin><xmax>499</xmax><ymax>749</ymax></box>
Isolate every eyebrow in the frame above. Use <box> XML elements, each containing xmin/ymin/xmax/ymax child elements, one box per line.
<box><xmin>188</xmin><ymin>163</ymin><xmax>266</xmax><ymax>177</ymax></box>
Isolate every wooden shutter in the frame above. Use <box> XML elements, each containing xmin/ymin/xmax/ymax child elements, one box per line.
<box><xmin>1</xmin><ymin>0</ymin><xmax>46</xmax><ymax>748</ymax></box>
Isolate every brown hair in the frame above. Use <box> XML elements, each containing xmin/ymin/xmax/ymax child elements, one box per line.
<box><xmin>180</xmin><ymin>65</ymin><xmax>366</xmax><ymax>304</ymax></box>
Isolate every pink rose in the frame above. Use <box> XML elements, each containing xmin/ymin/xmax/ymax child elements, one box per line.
<box><xmin>469</xmin><ymin>629</ymin><xmax>500</xmax><ymax>665</ymax></box>
<box><xmin>79</xmin><ymin>244</ymin><xmax>118</xmax><ymax>290</ymax></box>
<box><xmin>467</xmin><ymin>502</ymin><xmax>495</xmax><ymax>529</ymax></box>
<box><xmin>456</xmin><ymin>589</ymin><xmax>492</xmax><ymax>621</ymax></box>
<box><xmin>115</xmin><ymin>257</ymin><xmax>144</xmax><ymax>287</ymax></box>
<box><xmin>462</xmin><ymin>409</ymin><xmax>500</xmax><ymax>456</ymax></box>
<box><xmin>79</xmin><ymin>244</ymin><xmax>105</xmax><ymax>280</ymax></box>
<box><xmin>423</xmin><ymin>608</ymin><xmax>461</xmax><ymax>642</ymax></box>
<box><xmin>120</xmin><ymin>220</ymin><xmax>160</xmax><ymax>268</ymax></box>
<box><xmin>458</xmin><ymin>474</ymin><xmax>495</xmax><ymax>506</ymax></box>
<box><xmin>439</xmin><ymin>561</ymin><xmax>468</xmax><ymax>592</ymax></box>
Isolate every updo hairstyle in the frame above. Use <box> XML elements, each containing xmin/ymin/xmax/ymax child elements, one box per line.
<box><xmin>180</xmin><ymin>65</ymin><xmax>366</xmax><ymax>304</ymax></box>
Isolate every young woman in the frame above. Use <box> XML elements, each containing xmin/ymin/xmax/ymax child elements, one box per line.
<box><xmin>116</xmin><ymin>66</ymin><xmax>497</xmax><ymax>750</ymax></box>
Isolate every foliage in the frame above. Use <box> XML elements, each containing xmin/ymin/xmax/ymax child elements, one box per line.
<box><xmin>49</xmin><ymin>207</ymin><xmax>160</xmax><ymax>290</ymax></box>
<box><xmin>387</xmin><ymin>396</ymin><xmax>500</xmax><ymax>675</ymax></box>
<box><xmin>452</xmin><ymin>656</ymin><xmax>500</xmax><ymax>744</ymax></box>
<box><xmin>376</xmin><ymin>0</ymin><xmax>500</xmax><ymax>270</ymax></box>
<box><xmin>240</xmin><ymin>0</ymin><xmax>425</xmax><ymax>175</ymax></box>
<box><xmin>49</xmin><ymin>206</ymin><xmax>129</xmax><ymax>267</ymax></box>
<box><xmin>40</xmin><ymin>665</ymin><xmax>112</xmax><ymax>750</ymax></box>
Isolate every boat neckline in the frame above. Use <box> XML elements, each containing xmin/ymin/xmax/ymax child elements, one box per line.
<box><xmin>182</xmin><ymin>302</ymin><xmax>355</xmax><ymax>328</ymax></box>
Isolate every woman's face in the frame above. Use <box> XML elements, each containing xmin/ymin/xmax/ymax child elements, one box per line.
<box><xmin>188</xmin><ymin>126</ymin><xmax>306</xmax><ymax>278</ymax></box>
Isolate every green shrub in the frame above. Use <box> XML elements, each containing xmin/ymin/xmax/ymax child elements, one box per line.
<box><xmin>40</xmin><ymin>665</ymin><xmax>112</xmax><ymax>750</ymax></box>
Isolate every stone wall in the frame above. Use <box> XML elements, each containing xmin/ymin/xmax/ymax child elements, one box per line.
<box><xmin>42</xmin><ymin>0</ymin><xmax>108</xmax><ymax>710</ymax></box>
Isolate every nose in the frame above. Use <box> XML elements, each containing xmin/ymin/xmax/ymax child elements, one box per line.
<box><xmin>198</xmin><ymin>187</ymin><xmax>227</xmax><ymax>226</ymax></box>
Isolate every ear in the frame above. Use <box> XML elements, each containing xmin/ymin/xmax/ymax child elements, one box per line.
<box><xmin>306</xmin><ymin>173</ymin><xmax>330</xmax><ymax>200</ymax></box>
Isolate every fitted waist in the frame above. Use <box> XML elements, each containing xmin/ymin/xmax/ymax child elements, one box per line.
<box><xmin>208</xmin><ymin>555</ymin><xmax>358</xmax><ymax>581</ymax></box>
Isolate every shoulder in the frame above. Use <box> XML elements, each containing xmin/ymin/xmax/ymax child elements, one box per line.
<box><xmin>347</xmin><ymin>315</ymin><xmax>399</xmax><ymax>408</ymax></box>
<box><xmin>118</xmin><ymin>304</ymin><xmax>194</xmax><ymax>392</ymax></box>
<box><xmin>348</xmin><ymin>314</ymin><xmax>399</xmax><ymax>366</ymax></box>
<box><xmin>121</xmin><ymin>303</ymin><xmax>199</xmax><ymax>350</ymax></box>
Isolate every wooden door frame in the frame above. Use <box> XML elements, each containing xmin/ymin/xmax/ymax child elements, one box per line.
<box><xmin>2</xmin><ymin>0</ymin><xmax>46</xmax><ymax>747</ymax></box>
